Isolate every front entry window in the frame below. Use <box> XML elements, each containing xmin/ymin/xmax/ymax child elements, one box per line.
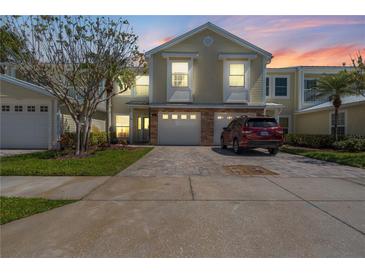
<box><xmin>116</xmin><ymin>115</ymin><xmax>130</xmax><ymax>138</ymax></box>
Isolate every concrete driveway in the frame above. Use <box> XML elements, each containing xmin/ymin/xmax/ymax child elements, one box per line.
<box><xmin>1</xmin><ymin>146</ymin><xmax>365</xmax><ymax>257</ymax></box>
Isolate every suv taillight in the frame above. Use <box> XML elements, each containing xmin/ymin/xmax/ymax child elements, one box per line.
<box><xmin>241</xmin><ymin>127</ymin><xmax>252</xmax><ymax>134</ymax></box>
<box><xmin>275</xmin><ymin>128</ymin><xmax>284</xmax><ymax>135</ymax></box>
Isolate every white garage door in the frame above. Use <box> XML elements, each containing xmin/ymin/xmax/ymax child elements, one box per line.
<box><xmin>1</xmin><ymin>104</ymin><xmax>50</xmax><ymax>149</ymax></box>
<box><xmin>158</xmin><ymin>112</ymin><xmax>201</xmax><ymax>145</ymax></box>
<box><xmin>213</xmin><ymin>112</ymin><xmax>255</xmax><ymax>145</ymax></box>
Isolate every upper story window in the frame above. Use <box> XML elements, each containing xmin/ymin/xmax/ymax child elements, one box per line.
<box><xmin>304</xmin><ymin>79</ymin><xmax>320</xmax><ymax>103</ymax></box>
<box><xmin>229</xmin><ymin>64</ymin><xmax>245</xmax><ymax>87</ymax></box>
<box><xmin>274</xmin><ymin>77</ymin><xmax>289</xmax><ymax>98</ymax></box>
<box><xmin>266</xmin><ymin>77</ymin><xmax>270</xmax><ymax>97</ymax></box>
<box><xmin>135</xmin><ymin>76</ymin><xmax>149</xmax><ymax>97</ymax></box>
<box><xmin>171</xmin><ymin>62</ymin><xmax>189</xmax><ymax>88</ymax></box>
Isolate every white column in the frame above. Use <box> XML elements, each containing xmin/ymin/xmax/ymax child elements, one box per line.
<box><xmin>129</xmin><ymin>107</ymin><xmax>134</xmax><ymax>144</ymax></box>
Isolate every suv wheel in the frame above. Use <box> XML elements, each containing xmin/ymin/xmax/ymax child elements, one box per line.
<box><xmin>220</xmin><ymin>137</ymin><xmax>227</xmax><ymax>149</ymax></box>
<box><xmin>268</xmin><ymin>148</ymin><xmax>279</xmax><ymax>155</ymax></box>
<box><xmin>233</xmin><ymin>139</ymin><xmax>240</xmax><ymax>154</ymax></box>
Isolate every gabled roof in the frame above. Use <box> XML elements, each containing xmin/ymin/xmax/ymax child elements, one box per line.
<box><xmin>0</xmin><ymin>74</ymin><xmax>54</xmax><ymax>98</ymax></box>
<box><xmin>145</xmin><ymin>22</ymin><xmax>272</xmax><ymax>59</ymax></box>
<box><xmin>296</xmin><ymin>95</ymin><xmax>365</xmax><ymax>114</ymax></box>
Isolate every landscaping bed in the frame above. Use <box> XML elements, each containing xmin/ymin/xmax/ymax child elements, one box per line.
<box><xmin>0</xmin><ymin>147</ymin><xmax>153</xmax><ymax>176</ymax></box>
<box><xmin>0</xmin><ymin>197</ymin><xmax>76</xmax><ymax>224</ymax></box>
<box><xmin>281</xmin><ymin>145</ymin><xmax>365</xmax><ymax>169</ymax></box>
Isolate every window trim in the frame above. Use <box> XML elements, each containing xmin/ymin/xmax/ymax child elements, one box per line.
<box><xmin>273</xmin><ymin>75</ymin><xmax>290</xmax><ymax>99</ymax></box>
<box><xmin>115</xmin><ymin>114</ymin><xmax>130</xmax><ymax>139</ymax></box>
<box><xmin>329</xmin><ymin>110</ymin><xmax>347</xmax><ymax>135</ymax></box>
<box><xmin>265</xmin><ymin>76</ymin><xmax>271</xmax><ymax>98</ymax></box>
<box><xmin>170</xmin><ymin>60</ymin><xmax>190</xmax><ymax>89</ymax></box>
<box><xmin>223</xmin><ymin>60</ymin><xmax>250</xmax><ymax>103</ymax></box>
<box><xmin>303</xmin><ymin>78</ymin><xmax>321</xmax><ymax>105</ymax></box>
<box><xmin>166</xmin><ymin>59</ymin><xmax>193</xmax><ymax>103</ymax></box>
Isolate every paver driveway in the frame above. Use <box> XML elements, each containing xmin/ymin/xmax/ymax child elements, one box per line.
<box><xmin>1</xmin><ymin>146</ymin><xmax>365</xmax><ymax>257</ymax></box>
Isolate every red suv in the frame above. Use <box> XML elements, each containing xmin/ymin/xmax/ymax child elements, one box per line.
<box><xmin>220</xmin><ymin>116</ymin><xmax>284</xmax><ymax>155</ymax></box>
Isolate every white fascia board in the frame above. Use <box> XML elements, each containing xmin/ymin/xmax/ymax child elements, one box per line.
<box><xmin>145</xmin><ymin>22</ymin><xmax>272</xmax><ymax>59</ymax></box>
<box><xmin>295</xmin><ymin>100</ymin><xmax>365</xmax><ymax>115</ymax></box>
<box><xmin>0</xmin><ymin>74</ymin><xmax>54</xmax><ymax>98</ymax></box>
<box><xmin>218</xmin><ymin>53</ymin><xmax>257</xmax><ymax>60</ymax></box>
<box><xmin>148</xmin><ymin>103</ymin><xmax>266</xmax><ymax>109</ymax></box>
<box><xmin>161</xmin><ymin>52</ymin><xmax>199</xmax><ymax>59</ymax></box>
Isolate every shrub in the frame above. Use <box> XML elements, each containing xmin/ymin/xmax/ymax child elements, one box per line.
<box><xmin>89</xmin><ymin>132</ymin><xmax>107</xmax><ymax>146</ymax></box>
<box><xmin>60</xmin><ymin>131</ymin><xmax>107</xmax><ymax>149</ymax></box>
<box><xmin>285</xmin><ymin>134</ymin><xmax>335</xmax><ymax>148</ymax></box>
<box><xmin>333</xmin><ymin>138</ymin><xmax>365</xmax><ymax>152</ymax></box>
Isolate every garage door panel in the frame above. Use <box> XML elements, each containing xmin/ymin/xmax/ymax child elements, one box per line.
<box><xmin>1</xmin><ymin>107</ymin><xmax>50</xmax><ymax>149</ymax></box>
<box><xmin>158</xmin><ymin>112</ymin><xmax>201</xmax><ymax>145</ymax></box>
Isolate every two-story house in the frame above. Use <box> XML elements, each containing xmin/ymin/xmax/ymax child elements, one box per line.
<box><xmin>112</xmin><ymin>22</ymin><xmax>283</xmax><ymax>146</ymax></box>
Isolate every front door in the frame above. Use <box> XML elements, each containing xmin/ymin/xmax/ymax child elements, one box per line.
<box><xmin>136</xmin><ymin>115</ymin><xmax>149</xmax><ymax>143</ymax></box>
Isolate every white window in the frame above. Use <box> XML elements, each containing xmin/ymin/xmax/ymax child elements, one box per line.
<box><xmin>27</xmin><ymin>105</ymin><xmax>35</xmax><ymax>112</ymax></box>
<box><xmin>1</xmin><ymin>105</ymin><xmax>10</xmax><ymax>112</ymax></box>
<box><xmin>115</xmin><ymin>115</ymin><xmax>130</xmax><ymax>138</ymax></box>
<box><xmin>162</xmin><ymin>114</ymin><xmax>169</xmax><ymax>120</ymax></box>
<box><xmin>181</xmin><ymin>114</ymin><xmax>187</xmax><ymax>120</ymax></box>
<box><xmin>278</xmin><ymin>116</ymin><xmax>289</xmax><ymax>134</ymax></box>
<box><xmin>304</xmin><ymin>79</ymin><xmax>321</xmax><ymax>103</ymax></box>
<box><xmin>171</xmin><ymin>114</ymin><xmax>178</xmax><ymax>120</ymax></box>
<box><xmin>40</xmin><ymin>105</ymin><xmax>48</xmax><ymax>112</ymax></box>
<box><xmin>135</xmin><ymin>75</ymin><xmax>149</xmax><ymax>97</ymax></box>
<box><xmin>274</xmin><ymin>77</ymin><xmax>289</xmax><ymax>97</ymax></box>
<box><xmin>266</xmin><ymin>77</ymin><xmax>270</xmax><ymax>97</ymax></box>
<box><xmin>229</xmin><ymin>64</ymin><xmax>245</xmax><ymax>87</ymax></box>
<box><xmin>331</xmin><ymin>112</ymin><xmax>346</xmax><ymax>136</ymax></box>
<box><xmin>14</xmin><ymin>105</ymin><xmax>23</xmax><ymax>112</ymax></box>
<box><xmin>190</xmin><ymin>114</ymin><xmax>196</xmax><ymax>120</ymax></box>
<box><xmin>172</xmin><ymin>62</ymin><xmax>189</xmax><ymax>88</ymax></box>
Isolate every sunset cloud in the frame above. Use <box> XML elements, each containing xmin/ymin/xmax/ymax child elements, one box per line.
<box><xmin>269</xmin><ymin>45</ymin><xmax>365</xmax><ymax>67</ymax></box>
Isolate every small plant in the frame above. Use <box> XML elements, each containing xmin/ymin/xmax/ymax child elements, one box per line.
<box><xmin>333</xmin><ymin>138</ymin><xmax>365</xmax><ymax>152</ymax></box>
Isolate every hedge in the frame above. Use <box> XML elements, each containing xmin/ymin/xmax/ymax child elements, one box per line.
<box><xmin>284</xmin><ymin>134</ymin><xmax>365</xmax><ymax>152</ymax></box>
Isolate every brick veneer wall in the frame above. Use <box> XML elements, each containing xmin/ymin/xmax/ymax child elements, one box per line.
<box><xmin>149</xmin><ymin>107</ymin><xmax>264</xmax><ymax>145</ymax></box>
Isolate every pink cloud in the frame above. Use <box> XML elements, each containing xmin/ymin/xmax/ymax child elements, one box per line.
<box><xmin>244</xmin><ymin>17</ymin><xmax>365</xmax><ymax>35</ymax></box>
<box><xmin>269</xmin><ymin>45</ymin><xmax>365</xmax><ymax>67</ymax></box>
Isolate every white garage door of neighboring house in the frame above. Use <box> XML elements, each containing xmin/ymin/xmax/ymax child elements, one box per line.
<box><xmin>213</xmin><ymin>112</ymin><xmax>255</xmax><ymax>145</ymax></box>
<box><xmin>158</xmin><ymin>112</ymin><xmax>201</xmax><ymax>145</ymax></box>
<box><xmin>1</xmin><ymin>104</ymin><xmax>50</xmax><ymax>149</ymax></box>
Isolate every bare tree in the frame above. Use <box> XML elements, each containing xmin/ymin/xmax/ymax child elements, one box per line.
<box><xmin>2</xmin><ymin>16</ymin><xmax>143</xmax><ymax>155</ymax></box>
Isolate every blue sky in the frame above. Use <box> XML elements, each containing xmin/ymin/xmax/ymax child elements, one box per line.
<box><xmin>123</xmin><ymin>16</ymin><xmax>365</xmax><ymax>67</ymax></box>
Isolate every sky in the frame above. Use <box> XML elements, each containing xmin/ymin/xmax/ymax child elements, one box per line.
<box><xmin>123</xmin><ymin>16</ymin><xmax>365</xmax><ymax>68</ymax></box>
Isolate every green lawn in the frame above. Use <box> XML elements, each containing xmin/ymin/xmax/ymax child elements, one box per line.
<box><xmin>0</xmin><ymin>147</ymin><xmax>153</xmax><ymax>176</ymax></box>
<box><xmin>281</xmin><ymin>146</ymin><xmax>365</xmax><ymax>169</ymax></box>
<box><xmin>0</xmin><ymin>197</ymin><xmax>75</xmax><ymax>224</ymax></box>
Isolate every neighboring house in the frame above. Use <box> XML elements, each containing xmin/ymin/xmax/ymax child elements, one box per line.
<box><xmin>266</xmin><ymin>66</ymin><xmax>365</xmax><ymax>136</ymax></box>
<box><xmin>0</xmin><ymin>74</ymin><xmax>106</xmax><ymax>149</ymax></box>
<box><xmin>1</xmin><ymin>22</ymin><xmax>364</xmax><ymax>149</ymax></box>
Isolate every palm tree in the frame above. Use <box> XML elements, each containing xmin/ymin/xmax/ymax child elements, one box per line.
<box><xmin>315</xmin><ymin>71</ymin><xmax>354</xmax><ymax>141</ymax></box>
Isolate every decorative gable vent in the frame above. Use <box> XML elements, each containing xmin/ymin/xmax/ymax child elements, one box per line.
<box><xmin>203</xmin><ymin>36</ymin><xmax>214</xmax><ymax>47</ymax></box>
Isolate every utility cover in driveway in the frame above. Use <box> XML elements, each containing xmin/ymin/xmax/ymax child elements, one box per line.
<box><xmin>224</xmin><ymin>165</ymin><xmax>278</xmax><ymax>175</ymax></box>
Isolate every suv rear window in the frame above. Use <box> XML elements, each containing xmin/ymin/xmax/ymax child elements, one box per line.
<box><xmin>247</xmin><ymin>118</ymin><xmax>278</xmax><ymax>128</ymax></box>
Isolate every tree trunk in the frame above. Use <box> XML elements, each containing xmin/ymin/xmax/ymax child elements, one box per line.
<box><xmin>75</xmin><ymin>122</ymin><xmax>81</xmax><ymax>156</ymax></box>
<box><xmin>105</xmin><ymin>79</ymin><xmax>113</xmax><ymax>145</ymax></box>
<box><xmin>334</xmin><ymin>106</ymin><xmax>339</xmax><ymax>142</ymax></box>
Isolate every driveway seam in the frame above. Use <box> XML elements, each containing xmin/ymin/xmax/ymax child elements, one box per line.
<box><xmin>188</xmin><ymin>176</ymin><xmax>195</xmax><ymax>200</ymax></box>
<box><xmin>264</xmin><ymin>177</ymin><xmax>365</xmax><ymax>236</ymax></box>
<box><xmin>80</xmin><ymin>177</ymin><xmax>114</xmax><ymax>200</ymax></box>
<box><xmin>341</xmin><ymin>177</ymin><xmax>365</xmax><ymax>187</ymax></box>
